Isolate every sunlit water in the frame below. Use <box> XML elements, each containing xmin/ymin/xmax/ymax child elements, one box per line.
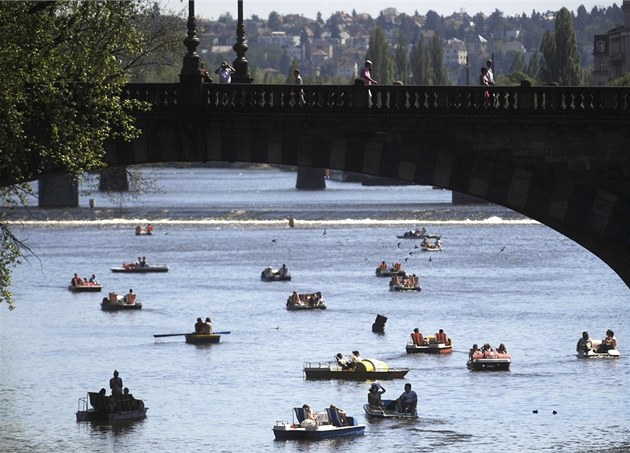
<box><xmin>1</xmin><ymin>168</ymin><xmax>628</xmax><ymax>452</ymax></box>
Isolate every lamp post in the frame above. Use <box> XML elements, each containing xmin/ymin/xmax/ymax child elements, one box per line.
<box><xmin>489</xmin><ymin>32</ymin><xmax>494</xmax><ymax>63</ymax></box>
<box><xmin>232</xmin><ymin>0</ymin><xmax>253</xmax><ymax>83</ymax></box>
<box><xmin>181</xmin><ymin>0</ymin><xmax>201</xmax><ymax>76</ymax></box>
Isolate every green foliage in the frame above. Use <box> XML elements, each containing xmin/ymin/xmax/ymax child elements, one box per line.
<box><xmin>0</xmin><ymin>0</ymin><xmax>164</xmax><ymax>310</ymax></box>
<box><xmin>365</xmin><ymin>27</ymin><xmax>395</xmax><ymax>85</ymax></box>
<box><xmin>609</xmin><ymin>73</ymin><xmax>630</xmax><ymax>87</ymax></box>
<box><xmin>430</xmin><ymin>33</ymin><xmax>450</xmax><ymax>85</ymax></box>
<box><xmin>496</xmin><ymin>71</ymin><xmax>537</xmax><ymax>86</ymax></box>
<box><xmin>395</xmin><ymin>33</ymin><xmax>409</xmax><ymax>84</ymax></box>
<box><xmin>410</xmin><ymin>34</ymin><xmax>431</xmax><ymax>85</ymax></box>
<box><xmin>539</xmin><ymin>8</ymin><xmax>583</xmax><ymax>86</ymax></box>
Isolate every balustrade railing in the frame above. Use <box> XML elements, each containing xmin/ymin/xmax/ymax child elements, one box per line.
<box><xmin>122</xmin><ymin>83</ymin><xmax>630</xmax><ymax>116</ymax></box>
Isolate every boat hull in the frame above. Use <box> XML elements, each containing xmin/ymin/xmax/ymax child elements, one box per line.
<box><xmin>68</xmin><ymin>284</ymin><xmax>102</xmax><ymax>292</ymax></box>
<box><xmin>390</xmin><ymin>285</ymin><xmax>421</xmax><ymax>292</ymax></box>
<box><xmin>286</xmin><ymin>303</ymin><xmax>326</xmax><ymax>311</ymax></box>
<box><xmin>363</xmin><ymin>401</ymin><xmax>418</xmax><ymax>419</ymax></box>
<box><xmin>76</xmin><ymin>408</ymin><xmax>148</xmax><ymax>422</ymax></box>
<box><xmin>467</xmin><ymin>358</ymin><xmax>511</xmax><ymax>371</ymax></box>
<box><xmin>406</xmin><ymin>343</ymin><xmax>452</xmax><ymax>354</ymax></box>
<box><xmin>261</xmin><ymin>275</ymin><xmax>292</xmax><ymax>282</ymax></box>
<box><xmin>101</xmin><ymin>301</ymin><xmax>142</xmax><ymax>311</ymax></box>
<box><xmin>273</xmin><ymin>420</ymin><xmax>365</xmax><ymax>440</ymax></box>
<box><xmin>577</xmin><ymin>349</ymin><xmax>620</xmax><ymax>359</ymax></box>
<box><xmin>111</xmin><ymin>267</ymin><xmax>168</xmax><ymax>273</ymax></box>
<box><xmin>303</xmin><ymin>368</ymin><xmax>409</xmax><ymax>380</ymax></box>
<box><xmin>375</xmin><ymin>268</ymin><xmax>406</xmax><ymax>277</ymax></box>
<box><xmin>185</xmin><ymin>334</ymin><xmax>221</xmax><ymax>344</ymax></box>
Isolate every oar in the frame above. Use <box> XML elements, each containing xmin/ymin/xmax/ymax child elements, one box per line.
<box><xmin>153</xmin><ymin>331</ymin><xmax>231</xmax><ymax>338</ymax></box>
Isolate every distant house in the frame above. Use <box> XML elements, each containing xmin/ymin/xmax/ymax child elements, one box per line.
<box><xmin>593</xmin><ymin>0</ymin><xmax>630</xmax><ymax>85</ymax></box>
<box><xmin>310</xmin><ymin>48</ymin><xmax>329</xmax><ymax>66</ymax></box>
<box><xmin>444</xmin><ymin>38</ymin><xmax>467</xmax><ymax>66</ymax></box>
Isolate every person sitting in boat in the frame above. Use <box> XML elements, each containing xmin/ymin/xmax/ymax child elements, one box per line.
<box><xmin>71</xmin><ymin>273</ymin><xmax>82</xmax><ymax>286</ymax></box>
<box><xmin>378</xmin><ymin>261</ymin><xmax>388</xmax><ymax>271</ymax></box>
<box><xmin>89</xmin><ymin>274</ymin><xmax>98</xmax><ymax>284</ymax></box>
<box><xmin>435</xmin><ymin>329</ymin><xmax>449</xmax><ymax>345</ymax></box>
<box><xmin>335</xmin><ymin>353</ymin><xmax>351</xmax><ymax>370</ymax></box>
<box><xmin>411</xmin><ymin>328</ymin><xmax>424</xmax><ymax>346</ymax></box>
<box><xmin>497</xmin><ymin>343</ymin><xmax>508</xmax><ymax>354</ymax></box>
<box><xmin>468</xmin><ymin>343</ymin><xmax>480</xmax><ymax>360</ymax></box>
<box><xmin>145</xmin><ymin>224</ymin><xmax>154</xmax><ymax>235</ymax></box>
<box><xmin>302</xmin><ymin>403</ymin><xmax>316</xmax><ymax>421</ymax></box>
<box><xmin>140</xmin><ymin>257</ymin><xmax>147</xmax><ymax>267</ymax></box>
<box><xmin>263</xmin><ymin>266</ymin><xmax>273</xmax><ymax>278</ymax></box>
<box><xmin>123</xmin><ymin>289</ymin><xmax>136</xmax><ymax>304</ymax></box>
<box><xmin>481</xmin><ymin>343</ymin><xmax>494</xmax><ymax>357</ymax></box>
<box><xmin>393</xmin><ymin>262</ymin><xmax>401</xmax><ymax>271</ymax></box>
<box><xmin>109</xmin><ymin>370</ymin><xmax>123</xmax><ymax>397</ymax></box>
<box><xmin>135</xmin><ymin>224</ymin><xmax>142</xmax><ymax>235</ymax></box>
<box><xmin>396</xmin><ymin>383</ymin><xmax>418</xmax><ymax>414</ymax></box>
<box><xmin>279</xmin><ymin>264</ymin><xmax>289</xmax><ymax>277</ymax></box>
<box><xmin>421</xmin><ymin>238</ymin><xmax>429</xmax><ymax>247</ymax></box>
<box><xmin>576</xmin><ymin>331</ymin><xmax>592</xmax><ymax>354</ymax></box>
<box><xmin>348</xmin><ymin>350</ymin><xmax>361</xmax><ymax>370</ymax></box>
<box><xmin>329</xmin><ymin>404</ymin><xmax>348</xmax><ymax>425</ymax></box>
<box><xmin>289</xmin><ymin>291</ymin><xmax>300</xmax><ymax>306</ymax></box>
<box><xmin>596</xmin><ymin>329</ymin><xmax>618</xmax><ymax>353</ymax></box>
<box><xmin>202</xmin><ymin>317</ymin><xmax>213</xmax><ymax>335</ymax></box>
<box><xmin>194</xmin><ymin>318</ymin><xmax>204</xmax><ymax>334</ymax></box>
<box><xmin>368</xmin><ymin>383</ymin><xmax>386</xmax><ymax>409</ymax></box>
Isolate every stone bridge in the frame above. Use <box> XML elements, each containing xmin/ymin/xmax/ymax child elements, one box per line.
<box><xmin>103</xmin><ymin>82</ymin><xmax>630</xmax><ymax>289</ymax></box>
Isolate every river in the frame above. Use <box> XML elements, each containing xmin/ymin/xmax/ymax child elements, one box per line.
<box><xmin>1</xmin><ymin>167</ymin><xmax>628</xmax><ymax>452</ymax></box>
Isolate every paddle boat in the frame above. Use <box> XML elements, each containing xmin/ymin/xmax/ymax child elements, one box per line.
<box><xmin>184</xmin><ymin>333</ymin><xmax>221</xmax><ymax>344</ymax></box>
<box><xmin>576</xmin><ymin>331</ymin><xmax>620</xmax><ymax>359</ymax></box>
<box><xmin>467</xmin><ymin>343</ymin><xmax>511</xmax><ymax>371</ymax></box>
<box><xmin>375</xmin><ymin>261</ymin><xmax>406</xmax><ymax>277</ymax></box>
<box><xmin>406</xmin><ymin>330</ymin><xmax>453</xmax><ymax>354</ymax></box>
<box><xmin>261</xmin><ymin>265</ymin><xmax>292</xmax><ymax>282</ymax></box>
<box><xmin>420</xmin><ymin>239</ymin><xmax>443</xmax><ymax>251</ymax></box>
<box><xmin>273</xmin><ymin>405</ymin><xmax>365</xmax><ymax>440</ymax></box>
<box><xmin>111</xmin><ymin>259</ymin><xmax>168</xmax><ymax>273</ymax></box>
<box><xmin>303</xmin><ymin>358</ymin><xmax>409</xmax><ymax>380</ymax></box>
<box><xmin>100</xmin><ymin>292</ymin><xmax>142</xmax><ymax>311</ymax></box>
<box><xmin>389</xmin><ymin>275</ymin><xmax>421</xmax><ymax>292</ymax></box>
<box><xmin>134</xmin><ymin>224</ymin><xmax>154</xmax><ymax>236</ymax></box>
<box><xmin>76</xmin><ymin>391</ymin><xmax>147</xmax><ymax>422</ymax></box>
<box><xmin>397</xmin><ymin>228</ymin><xmax>441</xmax><ymax>240</ymax></box>
<box><xmin>363</xmin><ymin>399</ymin><xmax>418</xmax><ymax>419</ymax></box>
<box><xmin>286</xmin><ymin>291</ymin><xmax>326</xmax><ymax>310</ymax></box>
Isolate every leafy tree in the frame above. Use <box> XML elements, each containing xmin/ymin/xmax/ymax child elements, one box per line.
<box><xmin>410</xmin><ymin>34</ymin><xmax>431</xmax><ymax>85</ymax></box>
<box><xmin>365</xmin><ymin>27</ymin><xmax>395</xmax><ymax>84</ymax></box>
<box><xmin>539</xmin><ymin>7</ymin><xmax>583</xmax><ymax>85</ymax></box>
<box><xmin>430</xmin><ymin>33</ymin><xmax>450</xmax><ymax>85</ymax></box>
<box><xmin>0</xmin><ymin>0</ymin><xmax>173</xmax><ymax>309</ymax></box>
<box><xmin>609</xmin><ymin>73</ymin><xmax>630</xmax><ymax>86</ymax></box>
<box><xmin>496</xmin><ymin>71</ymin><xmax>537</xmax><ymax>86</ymax></box>
<box><xmin>509</xmin><ymin>52</ymin><xmax>526</xmax><ymax>73</ymax></box>
<box><xmin>526</xmin><ymin>50</ymin><xmax>541</xmax><ymax>79</ymax></box>
<box><xmin>268</xmin><ymin>11</ymin><xmax>283</xmax><ymax>31</ymax></box>
<box><xmin>395</xmin><ymin>33</ymin><xmax>409</xmax><ymax>84</ymax></box>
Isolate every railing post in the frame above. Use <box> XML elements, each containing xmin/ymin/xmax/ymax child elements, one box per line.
<box><xmin>352</xmin><ymin>79</ymin><xmax>369</xmax><ymax>109</ymax></box>
<box><xmin>517</xmin><ymin>80</ymin><xmax>533</xmax><ymax>110</ymax></box>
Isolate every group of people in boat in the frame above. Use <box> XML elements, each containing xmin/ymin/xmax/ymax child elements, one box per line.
<box><xmin>390</xmin><ymin>274</ymin><xmax>420</xmax><ymax>288</ymax></box>
<box><xmin>123</xmin><ymin>257</ymin><xmax>149</xmax><ymax>270</ymax></box>
<box><xmin>468</xmin><ymin>342</ymin><xmax>509</xmax><ymax>359</ymax></box>
<box><xmin>288</xmin><ymin>291</ymin><xmax>324</xmax><ymax>308</ymax></box>
<box><xmin>420</xmin><ymin>238</ymin><xmax>442</xmax><ymax>250</ymax></box>
<box><xmin>194</xmin><ymin>317</ymin><xmax>213</xmax><ymax>335</ymax></box>
<box><xmin>71</xmin><ymin>273</ymin><xmax>99</xmax><ymax>286</ymax></box>
<box><xmin>403</xmin><ymin>228</ymin><xmax>428</xmax><ymax>238</ymax></box>
<box><xmin>104</xmin><ymin>289</ymin><xmax>137</xmax><ymax>305</ymax></box>
<box><xmin>335</xmin><ymin>351</ymin><xmax>362</xmax><ymax>370</ymax></box>
<box><xmin>377</xmin><ymin>261</ymin><xmax>403</xmax><ymax>273</ymax></box>
<box><xmin>262</xmin><ymin>264</ymin><xmax>289</xmax><ymax>278</ymax></box>
<box><xmin>135</xmin><ymin>224</ymin><xmax>154</xmax><ymax>235</ymax></box>
<box><xmin>410</xmin><ymin>328</ymin><xmax>450</xmax><ymax>346</ymax></box>
<box><xmin>299</xmin><ymin>403</ymin><xmax>349</xmax><ymax>426</ymax></box>
<box><xmin>367</xmin><ymin>382</ymin><xmax>417</xmax><ymax>414</ymax></box>
<box><xmin>97</xmin><ymin>370</ymin><xmax>144</xmax><ymax>412</ymax></box>
<box><xmin>576</xmin><ymin>329</ymin><xmax>618</xmax><ymax>354</ymax></box>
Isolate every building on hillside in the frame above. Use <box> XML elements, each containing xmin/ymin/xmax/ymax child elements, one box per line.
<box><xmin>593</xmin><ymin>0</ymin><xmax>630</xmax><ymax>85</ymax></box>
<box><xmin>444</xmin><ymin>38</ymin><xmax>467</xmax><ymax>66</ymax></box>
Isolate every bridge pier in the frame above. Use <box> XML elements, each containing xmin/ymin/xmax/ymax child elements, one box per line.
<box><xmin>296</xmin><ymin>167</ymin><xmax>326</xmax><ymax>190</ymax></box>
<box><xmin>38</xmin><ymin>175</ymin><xmax>79</xmax><ymax>208</ymax></box>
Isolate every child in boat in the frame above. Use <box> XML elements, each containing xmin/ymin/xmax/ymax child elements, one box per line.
<box><xmin>368</xmin><ymin>383</ymin><xmax>386</xmax><ymax>409</ymax></box>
